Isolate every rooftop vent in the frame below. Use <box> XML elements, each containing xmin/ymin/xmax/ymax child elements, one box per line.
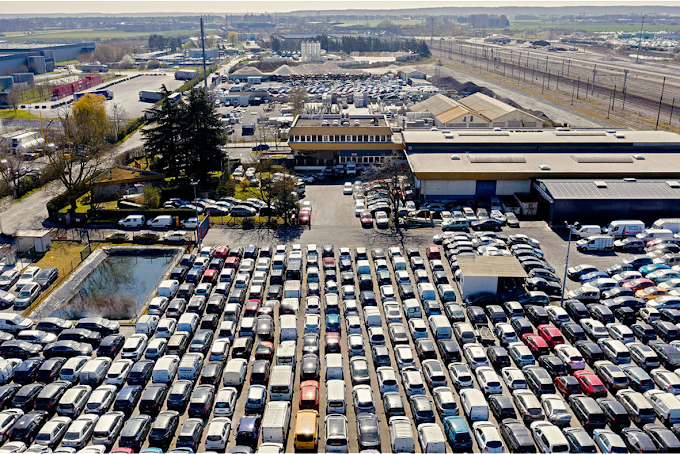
<box><xmin>571</xmin><ymin>155</ymin><xmax>633</xmax><ymax>163</ymax></box>
<box><xmin>667</xmin><ymin>181</ymin><xmax>680</xmax><ymax>188</ymax></box>
<box><xmin>467</xmin><ymin>155</ymin><xmax>526</xmax><ymax>163</ymax></box>
<box><xmin>443</xmin><ymin>133</ymin><xmax>454</xmax><ymax>139</ymax></box>
<box><xmin>539</xmin><ymin>165</ymin><xmax>550</xmax><ymax>170</ymax></box>
<box><xmin>623</xmin><ymin>178</ymin><xmax>637</xmax><ymax>182</ymax></box>
<box><xmin>614</xmin><ymin>133</ymin><xmax>626</xmax><ymax>139</ymax></box>
<box><xmin>595</xmin><ymin>181</ymin><xmax>608</xmax><ymax>188</ymax></box>
<box><xmin>450</xmin><ymin>155</ymin><xmax>460</xmax><ymax>160</ymax></box>
<box><xmin>633</xmin><ymin>155</ymin><xmax>645</xmax><ymax>160</ymax></box>
<box><xmin>554</xmin><ymin>131</ymin><xmax>607</xmax><ymax>137</ymax></box>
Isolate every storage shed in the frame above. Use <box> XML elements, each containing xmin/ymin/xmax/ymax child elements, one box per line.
<box><xmin>456</xmin><ymin>255</ymin><xmax>527</xmax><ymax>299</ymax></box>
<box><xmin>15</xmin><ymin>229</ymin><xmax>51</xmax><ymax>253</ymax></box>
<box><xmin>534</xmin><ymin>179</ymin><xmax>680</xmax><ymax>226</ymax></box>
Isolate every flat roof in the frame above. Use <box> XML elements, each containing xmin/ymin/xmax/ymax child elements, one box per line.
<box><xmin>407</xmin><ymin>152</ymin><xmax>680</xmax><ymax>180</ymax></box>
<box><xmin>537</xmin><ymin>179</ymin><xmax>680</xmax><ymax>200</ymax></box>
<box><xmin>457</xmin><ymin>255</ymin><xmax>527</xmax><ymax>278</ymax></box>
<box><xmin>402</xmin><ymin>129</ymin><xmax>680</xmax><ymax>146</ymax></box>
<box><xmin>292</xmin><ymin>115</ymin><xmax>388</xmax><ymax>128</ymax></box>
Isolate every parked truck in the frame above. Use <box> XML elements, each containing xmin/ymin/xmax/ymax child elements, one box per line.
<box><xmin>576</xmin><ymin>235</ymin><xmax>615</xmax><ymax>252</ymax></box>
<box><xmin>139</xmin><ymin>91</ymin><xmax>164</xmax><ymax>102</ymax></box>
<box><xmin>175</xmin><ymin>69</ymin><xmax>199</xmax><ymax>81</ymax></box>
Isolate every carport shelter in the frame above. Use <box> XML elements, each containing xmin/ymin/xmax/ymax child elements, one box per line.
<box><xmin>456</xmin><ymin>255</ymin><xmax>527</xmax><ymax>299</ymax></box>
<box><xmin>534</xmin><ymin>179</ymin><xmax>680</xmax><ymax>226</ymax></box>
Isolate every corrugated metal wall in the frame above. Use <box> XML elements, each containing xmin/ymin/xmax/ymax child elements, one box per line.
<box><xmin>545</xmin><ymin>198</ymin><xmax>680</xmax><ymax>226</ymax></box>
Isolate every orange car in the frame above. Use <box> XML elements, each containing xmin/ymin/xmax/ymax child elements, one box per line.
<box><xmin>635</xmin><ymin>286</ymin><xmax>668</xmax><ymax>300</ymax></box>
<box><xmin>299</xmin><ymin>380</ymin><xmax>320</xmax><ymax>410</ymax></box>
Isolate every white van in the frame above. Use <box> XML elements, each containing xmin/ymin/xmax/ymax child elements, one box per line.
<box><xmin>326</xmin><ymin>380</ymin><xmax>346</xmax><ymax>414</ymax></box>
<box><xmin>224</xmin><ymin>303</ymin><xmax>241</xmax><ymax>322</ymax></box>
<box><xmin>605</xmin><ymin>220</ymin><xmax>645</xmax><ymax>237</ymax></box>
<box><xmin>269</xmin><ymin>365</ymin><xmax>294</xmax><ymax>401</ymax></box>
<box><xmin>223</xmin><ymin>359</ymin><xmax>248</xmax><ymax>387</ymax></box>
<box><xmin>79</xmin><ymin>358</ymin><xmax>111</xmax><ymax>387</ymax></box>
<box><xmin>645</xmin><ymin>389</ymin><xmax>680</xmax><ymax>425</ymax></box>
<box><xmin>157</xmin><ymin>279</ymin><xmax>179</xmax><ymax>298</ymax></box>
<box><xmin>147</xmin><ymin>215</ymin><xmax>174</xmax><ymax>228</ymax></box>
<box><xmin>637</xmin><ymin>228</ymin><xmax>674</xmax><ymax>241</ymax></box>
<box><xmin>326</xmin><ymin>354</ymin><xmax>344</xmax><ymax>381</ymax></box>
<box><xmin>417</xmin><ymin>283</ymin><xmax>436</xmax><ymax>302</ymax></box>
<box><xmin>363</xmin><ymin>307</ymin><xmax>382</xmax><ymax>327</ymax></box>
<box><xmin>572</xmin><ymin>224</ymin><xmax>603</xmax><ymax>238</ymax></box>
<box><xmin>417</xmin><ymin>423</ymin><xmax>447</xmax><ymax>453</ymax></box>
<box><xmin>428</xmin><ymin>315</ymin><xmax>452</xmax><ymax>340</ymax></box>
<box><xmin>390</xmin><ymin>416</ymin><xmax>416</xmax><ymax>453</ymax></box>
<box><xmin>177</xmin><ymin>313</ymin><xmax>199</xmax><ymax>335</ymax></box>
<box><xmin>460</xmin><ymin>389</ymin><xmax>489</xmax><ymax>421</ymax></box>
<box><xmin>118</xmin><ymin>215</ymin><xmax>145</xmax><ymax>228</ymax></box>
<box><xmin>275</xmin><ymin>341</ymin><xmax>296</xmax><ymax>369</ymax></box>
<box><xmin>261</xmin><ymin>401</ymin><xmax>291</xmax><ymax>445</ymax></box>
<box><xmin>402</xmin><ymin>299</ymin><xmax>422</xmax><ymax>319</ymax></box>
<box><xmin>177</xmin><ymin>353</ymin><xmax>203</xmax><ymax>381</ymax></box>
<box><xmin>152</xmin><ymin>355</ymin><xmax>179</xmax><ymax>383</ymax></box>
<box><xmin>135</xmin><ymin>314</ymin><xmax>160</xmax><ymax>336</ymax></box>
<box><xmin>652</xmin><ymin>218</ymin><xmax>680</xmax><ymax>234</ymax></box>
<box><xmin>279</xmin><ymin>315</ymin><xmax>297</xmax><ymax>342</ymax></box>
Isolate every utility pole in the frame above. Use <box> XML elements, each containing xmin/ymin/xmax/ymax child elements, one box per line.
<box><xmin>200</xmin><ymin>16</ymin><xmax>208</xmax><ymax>89</ymax></box>
<box><xmin>656</xmin><ymin>76</ymin><xmax>666</xmax><ymax>130</ymax></box>
<box><xmin>636</xmin><ymin>14</ymin><xmax>645</xmax><ymax>64</ymax></box>
<box><xmin>670</xmin><ymin>98</ymin><xmax>676</xmax><ymax>125</ymax></box>
<box><xmin>591</xmin><ymin>65</ymin><xmax>597</xmax><ymax>96</ymax></box>
<box><xmin>571</xmin><ymin>79</ymin><xmax>576</xmax><ymax>105</ymax></box>
<box><xmin>576</xmin><ymin>76</ymin><xmax>581</xmax><ymax>100</ymax></box>
<box><xmin>622</xmin><ymin>69</ymin><xmax>629</xmax><ymax>110</ymax></box>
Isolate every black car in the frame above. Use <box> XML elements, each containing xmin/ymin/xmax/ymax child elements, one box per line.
<box><xmin>569</xmin><ymin>394</ymin><xmax>607</xmax><ymax>430</ymax></box>
<box><xmin>525</xmin><ymin>305</ymin><xmax>549</xmax><ymax>326</ymax></box>
<box><xmin>13</xmin><ymin>357</ymin><xmax>45</xmax><ymax>384</ymax></box>
<box><xmin>206</xmin><ymin>295</ymin><xmax>226</xmax><ymax>315</ymax></box>
<box><xmin>632</xmin><ymin>323</ymin><xmax>658</xmax><ymax>343</ymax></box>
<box><xmin>0</xmin><ymin>340</ymin><xmax>41</xmax><ymax>359</ymax></box>
<box><xmin>119</xmin><ymin>414</ymin><xmax>152</xmax><ymax>450</ymax></box>
<box><xmin>44</xmin><ymin>340</ymin><xmax>92</xmax><ymax>359</ymax></box>
<box><xmin>466</xmin><ymin>306</ymin><xmax>487</xmax><ymax>324</ymax></box>
<box><xmin>562</xmin><ymin>322</ymin><xmax>588</xmax><ymax>344</ymax></box>
<box><xmin>186</xmin><ymin>296</ymin><xmax>207</xmax><ymax>315</ymax></box>
<box><xmin>614</xmin><ymin>306</ymin><xmax>637</xmax><ymax>325</ymax></box>
<box><xmin>500</xmin><ymin>419</ymin><xmax>536</xmax><ymax>453</ymax></box>
<box><xmin>176</xmin><ymin>284</ymin><xmax>195</xmax><ymax>301</ymax></box>
<box><xmin>232</xmin><ymin>337</ymin><xmax>254</xmax><ymax>358</ymax></box>
<box><xmin>269</xmin><ymin>270</ymin><xmax>284</xmax><ymax>285</ymax></box>
<box><xmin>563</xmin><ymin>427</ymin><xmax>598</xmax><ymax>453</ymax></box>
<box><xmin>525</xmin><ymin>366</ymin><xmax>556</xmax><ymax>395</ymax></box>
<box><xmin>644</xmin><ymin>424</ymin><xmax>680</xmax><ymax>452</ymax></box>
<box><xmin>75</xmin><ymin>317</ymin><xmax>119</xmax><ymax>336</ymax></box>
<box><xmin>251</xmin><ymin>360</ymin><xmax>272</xmax><ymax>385</ymax></box>
<box><xmin>167</xmin><ymin>380</ymin><xmax>193</xmax><ymax>410</ymax></box>
<box><xmin>565</xmin><ymin>299</ymin><xmax>589</xmax><ymax>320</ymax></box>
<box><xmin>12</xmin><ymin>383</ymin><xmax>44</xmax><ymax>412</ymax></box>
<box><xmin>57</xmin><ymin>328</ymin><xmax>101</xmax><ymax>347</ymax></box>
<box><xmin>9</xmin><ymin>410</ymin><xmax>48</xmax><ymax>444</ymax></box>
<box><xmin>597</xmin><ymin>397</ymin><xmax>631</xmax><ymax>431</ymax></box>
<box><xmin>138</xmin><ymin>384</ymin><xmax>169</xmax><ymax>415</ymax></box>
<box><xmin>575</xmin><ymin>340</ymin><xmax>606</xmax><ymax>365</ymax></box>
<box><xmin>35</xmin><ymin>318</ymin><xmax>73</xmax><ymax>334</ymax></box>
<box><xmin>538</xmin><ymin>355</ymin><xmax>567</xmax><ymax>379</ymax></box>
<box><xmin>511</xmin><ymin>317</ymin><xmax>534</xmax><ymax>336</ymax></box>
<box><xmin>649</xmin><ymin>340</ymin><xmax>680</xmax><ymax>369</ymax></box>
<box><xmin>437</xmin><ymin>340</ymin><xmax>461</xmax><ymax>364</ymax></box>
<box><xmin>200</xmin><ymin>361</ymin><xmax>224</xmax><ymax>387</ymax></box>
<box><xmin>35</xmin><ymin>267</ymin><xmax>59</xmax><ymax>289</ymax></box>
<box><xmin>179</xmin><ymin>253</ymin><xmax>196</xmax><ymax>267</ymax></box>
<box><xmin>410</xmin><ymin>395</ymin><xmax>436</xmax><ymax>425</ymax></box>
<box><xmin>188</xmin><ymin>385</ymin><xmax>215</xmax><ymax>419</ymax></box>
<box><xmin>148</xmin><ymin>410</ymin><xmax>180</xmax><ymax>448</ymax></box>
<box><xmin>36</xmin><ymin>357</ymin><xmax>66</xmax><ymax>383</ymax></box>
<box><xmin>415</xmin><ymin>339</ymin><xmax>437</xmax><ymax>361</ymax></box>
<box><xmin>621</xmin><ymin>427</ymin><xmax>658</xmax><ymax>454</ymax></box>
<box><xmin>200</xmin><ymin>314</ymin><xmax>219</xmax><ymax>332</ymax></box>
<box><xmin>114</xmin><ymin>385</ymin><xmax>143</xmax><ymax>414</ymax></box>
<box><xmin>464</xmin><ymin>292</ymin><xmax>498</xmax><ymax>307</ymax></box>
<box><xmin>488</xmin><ymin>346</ymin><xmax>511</xmax><ymax>370</ymax></box>
<box><xmin>170</xmin><ymin>266</ymin><xmax>189</xmax><ymax>282</ymax></box>
<box><xmin>489</xmin><ymin>394</ymin><xmax>517</xmax><ymax>421</ymax></box>
<box><xmin>33</xmin><ymin>381</ymin><xmax>70</xmax><ymax>414</ymax></box>
<box><xmin>525</xmin><ymin>277</ymin><xmax>561</xmax><ymax>295</ymax></box>
<box><xmin>471</xmin><ymin>218</ymin><xmax>502</xmax><ymax>231</ymax></box>
<box><xmin>587</xmin><ymin>304</ymin><xmax>616</xmax><ymax>324</ymax></box>
<box><xmin>97</xmin><ymin>334</ymin><xmax>125</xmax><ymax>358</ymax></box>
<box><xmin>0</xmin><ymin>384</ymin><xmax>21</xmax><ymax>410</ymax></box>
<box><xmin>371</xmin><ymin>345</ymin><xmax>391</xmax><ymax>368</ymax></box>
<box><xmin>127</xmin><ymin>360</ymin><xmax>154</xmax><ymax>386</ymax></box>
<box><xmin>185</xmin><ymin>268</ymin><xmax>203</xmax><ymax>284</ymax></box>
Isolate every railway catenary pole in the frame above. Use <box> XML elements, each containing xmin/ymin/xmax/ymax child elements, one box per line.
<box><xmin>656</xmin><ymin>76</ymin><xmax>666</xmax><ymax>130</ymax></box>
<box><xmin>670</xmin><ymin>98</ymin><xmax>676</xmax><ymax>125</ymax></box>
<box><xmin>200</xmin><ymin>17</ymin><xmax>208</xmax><ymax>89</ymax></box>
<box><xmin>622</xmin><ymin>70</ymin><xmax>629</xmax><ymax>110</ymax></box>
<box><xmin>591</xmin><ymin>65</ymin><xmax>597</xmax><ymax>96</ymax></box>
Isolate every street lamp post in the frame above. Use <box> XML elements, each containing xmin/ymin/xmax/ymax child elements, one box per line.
<box><xmin>191</xmin><ymin>180</ymin><xmax>201</xmax><ymax>250</ymax></box>
<box><xmin>561</xmin><ymin>221</ymin><xmax>581</xmax><ymax>306</ymax></box>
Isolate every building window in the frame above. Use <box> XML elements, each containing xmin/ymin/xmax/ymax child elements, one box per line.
<box><xmin>322</xmin><ymin>135</ymin><xmax>328</xmax><ymax>142</ymax></box>
<box><xmin>470</xmin><ymin>116</ymin><xmax>473</xmax><ymax>123</ymax></box>
<box><xmin>340</xmin><ymin>135</ymin><xmax>345</xmax><ymax>142</ymax></box>
<box><xmin>335</xmin><ymin>135</ymin><xmax>340</xmax><ymax>142</ymax></box>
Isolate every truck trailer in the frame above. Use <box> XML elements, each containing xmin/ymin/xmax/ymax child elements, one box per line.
<box><xmin>139</xmin><ymin>91</ymin><xmax>165</xmax><ymax>102</ymax></box>
<box><xmin>175</xmin><ymin>69</ymin><xmax>199</xmax><ymax>81</ymax></box>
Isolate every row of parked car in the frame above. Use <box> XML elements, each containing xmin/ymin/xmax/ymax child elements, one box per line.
<box><xmin>0</xmin><ymin>266</ymin><xmax>59</xmax><ymax>310</ymax></box>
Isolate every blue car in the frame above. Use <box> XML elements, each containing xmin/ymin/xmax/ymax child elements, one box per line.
<box><xmin>580</xmin><ymin>271</ymin><xmax>609</xmax><ymax>284</ymax></box>
<box><xmin>325</xmin><ymin>314</ymin><xmax>341</xmax><ymax>332</ymax></box>
<box><xmin>443</xmin><ymin>416</ymin><xmax>472</xmax><ymax>449</ymax></box>
<box><xmin>640</xmin><ymin>263</ymin><xmax>671</xmax><ymax>276</ymax></box>
<box><xmin>423</xmin><ymin>300</ymin><xmax>442</xmax><ymax>317</ymax></box>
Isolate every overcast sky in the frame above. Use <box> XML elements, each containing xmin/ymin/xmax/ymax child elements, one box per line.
<box><xmin>3</xmin><ymin>0</ymin><xmax>679</xmax><ymax>15</ymax></box>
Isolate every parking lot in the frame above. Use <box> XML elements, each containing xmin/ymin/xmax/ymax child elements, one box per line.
<box><xmin>2</xmin><ymin>180</ymin><xmax>680</xmax><ymax>453</ymax></box>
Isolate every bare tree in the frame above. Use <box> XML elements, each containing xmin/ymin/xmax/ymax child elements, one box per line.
<box><xmin>369</xmin><ymin>150</ymin><xmax>415</xmax><ymax>231</ymax></box>
<box><xmin>110</xmin><ymin>102</ymin><xmax>129</xmax><ymax>140</ymax></box>
<box><xmin>7</xmin><ymin>87</ymin><xmax>21</xmax><ymax>114</ymax></box>
<box><xmin>289</xmin><ymin>85</ymin><xmax>308</xmax><ymax>116</ymax></box>
<box><xmin>0</xmin><ymin>145</ymin><xmax>21</xmax><ymax>199</ymax></box>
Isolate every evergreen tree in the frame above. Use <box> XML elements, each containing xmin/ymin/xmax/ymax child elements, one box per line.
<box><xmin>142</xmin><ymin>86</ymin><xmax>184</xmax><ymax>177</ymax></box>
<box><xmin>182</xmin><ymin>88</ymin><xmax>226</xmax><ymax>183</ymax></box>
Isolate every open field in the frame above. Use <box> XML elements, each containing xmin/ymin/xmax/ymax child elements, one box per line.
<box><xmin>0</xmin><ymin>109</ymin><xmax>38</xmax><ymax>119</ymax></box>
<box><xmin>2</xmin><ymin>27</ymin><xmax>218</xmax><ymax>42</ymax></box>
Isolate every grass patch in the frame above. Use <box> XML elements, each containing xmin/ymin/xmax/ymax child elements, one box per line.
<box><xmin>35</xmin><ymin>241</ymin><xmax>86</xmax><ymax>277</ymax></box>
<box><xmin>0</xmin><ymin>110</ymin><xmax>39</xmax><ymax>120</ymax></box>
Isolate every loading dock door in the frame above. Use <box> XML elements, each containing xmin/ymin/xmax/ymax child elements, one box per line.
<box><xmin>476</xmin><ymin>180</ymin><xmax>497</xmax><ymax>197</ymax></box>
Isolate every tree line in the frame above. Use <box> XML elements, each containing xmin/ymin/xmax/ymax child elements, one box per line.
<box><xmin>148</xmin><ymin>34</ymin><xmax>185</xmax><ymax>52</ymax></box>
<box><xmin>271</xmin><ymin>35</ymin><xmax>430</xmax><ymax>57</ymax></box>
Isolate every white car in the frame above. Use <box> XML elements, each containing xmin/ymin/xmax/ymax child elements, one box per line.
<box><xmin>501</xmin><ymin>367</ymin><xmax>527</xmax><ymax>390</ymax></box>
<box><xmin>214</xmin><ymin>387</ymin><xmax>238</xmax><ymax>416</ymax></box>
<box><xmin>472</xmin><ymin>421</ymin><xmax>504</xmax><ymax>453</ymax></box>
<box><xmin>210</xmin><ymin>339</ymin><xmax>230</xmax><ymax>362</ymax></box>
<box><xmin>162</xmin><ymin>231</ymin><xmax>189</xmax><ymax>243</ymax></box>
<box><xmin>475</xmin><ymin>366</ymin><xmax>503</xmax><ymax>395</ymax></box>
<box><xmin>144</xmin><ymin>338</ymin><xmax>167</xmax><ymax>360</ymax></box>
<box><xmin>343</xmin><ymin>183</ymin><xmax>352</xmax><ymax>195</ymax></box>
<box><xmin>355</xmin><ymin>201</ymin><xmax>366</xmax><ymax>217</ymax></box>
<box><xmin>305</xmin><ymin>296</ymin><xmax>320</xmax><ymax>314</ymax></box>
<box><xmin>155</xmin><ymin>318</ymin><xmax>177</xmax><ymax>338</ymax></box>
<box><xmin>401</xmin><ymin>368</ymin><xmax>426</xmax><ymax>396</ymax></box>
<box><xmin>377</xmin><ymin>367</ymin><xmax>399</xmax><ymax>393</ymax></box>
<box><xmin>345</xmin><ymin>316</ymin><xmax>362</xmax><ymax>335</ymax></box>
<box><xmin>546</xmin><ymin>306</ymin><xmax>570</xmax><ymax>326</ymax></box>
<box><xmin>581</xmin><ymin>318</ymin><xmax>609</xmax><ymax>340</ymax></box>
<box><xmin>204</xmin><ymin>417</ymin><xmax>231</xmax><ymax>450</ymax></box>
<box><xmin>554</xmin><ymin>345</ymin><xmax>586</xmax><ymax>371</ymax></box>
<box><xmin>304</xmin><ymin>314</ymin><xmax>321</xmax><ymax>335</ymax></box>
<box><xmin>61</xmin><ymin>414</ymin><xmax>98</xmax><ymax>448</ymax></box>
<box><xmin>606</xmin><ymin>323</ymin><xmax>636</xmax><ymax>344</ymax></box>
<box><xmin>120</xmin><ymin>334</ymin><xmax>147</xmax><ymax>361</ymax></box>
<box><xmin>462</xmin><ymin>343</ymin><xmax>489</xmax><ymax>370</ymax></box>
<box><xmin>84</xmin><ymin>385</ymin><xmax>116</xmax><ymax>415</ymax></box>
<box><xmin>15</xmin><ymin>266</ymin><xmax>40</xmax><ymax>290</ymax></box>
<box><xmin>652</xmin><ymin>369</ymin><xmax>680</xmax><ymax>394</ymax></box>
<box><xmin>375</xmin><ymin>211</ymin><xmax>389</xmax><ymax>228</ymax></box>
<box><xmin>104</xmin><ymin>359</ymin><xmax>133</xmax><ymax>387</ymax></box>
<box><xmin>541</xmin><ymin>394</ymin><xmax>572</xmax><ymax>426</ymax></box>
<box><xmin>383</xmin><ymin>303</ymin><xmax>403</xmax><ymax>323</ymax></box>
<box><xmin>181</xmin><ymin>217</ymin><xmax>199</xmax><ymax>229</ymax></box>
<box><xmin>395</xmin><ymin>270</ymin><xmax>411</xmax><ymax>285</ymax></box>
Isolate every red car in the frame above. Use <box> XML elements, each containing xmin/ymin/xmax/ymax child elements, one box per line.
<box><xmin>299</xmin><ymin>380</ymin><xmax>320</xmax><ymax>410</ymax></box>
<box><xmin>244</xmin><ymin>299</ymin><xmax>261</xmax><ymax>317</ymax></box>
<box><xmin>214</xmin><ymin>245</ymin><xmax>230</xmax><ymax>258</ymax></box>
<box><xmin>299</xmin><ymin>209</ymin><xmax>311</xmax><ymax>225</ymax></box>
<box><xmin>254</xmin><ymin>341</ymin><xmax>274</xmax><ymax>360</ymax></box>
<box><xmin>537</xmin><ymin>324</ymin><xmax>565</xmax><ymax>349</ymax></box>
<box><xmin>225</xmin><ymin>256</ymin><xmax>241</xmax><ymax>269</ymax></box>
<box><xmin>323</xmin><ymin>257</ymin><xmax>336</xmax><ymax>270</ymax></box>
<box><xmin>325</xmin><ymin>332</ymin><xmax>341</xmax><ymax>353</ymax></box>
<box><xmin>574</xmin><ymin>370</ymin><xmax>607</xmax><ymax>398</ymax></box>
<box><xmin>622</xmin><ymin>278</ymin><xmax>655</xmax><ymax>291</ymax></box>
<box><xmin>522</xmin><ymin>333</ymin><xmax>550</xmax><ymax>356</ymax></box>
<box><xmin>426</xmin><ymin>246</ymin><xmax>441</xmax><ymax>260</ymax></box>
<box><xmin>201</xmin><ymin>269</ymin><xmax>218</xmax><ymax>285</ymax></box>
<box><xmin>360</xmin><ymin>211</ymin><xmax>373</xmax><ymax>228</ymax></box>
<box><xmin>111</xmin><ymin>449</ymin><xmax>134</xmax><ymax>454</ymax></box>
<box><xmin>555</xmin><ymin>375</ymin><xmax>582</xmax><ymax>397</ymax></box>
